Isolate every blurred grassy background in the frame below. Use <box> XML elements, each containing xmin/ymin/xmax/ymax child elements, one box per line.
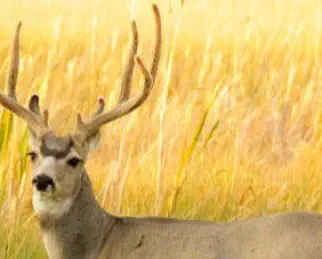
<box><xmin>1</xmin><ymin>0</ymin><xmax>322</xmax><ymax>257</ymax></box>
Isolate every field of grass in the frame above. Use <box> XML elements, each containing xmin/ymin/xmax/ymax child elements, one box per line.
<box><xmin>1</xmin><ymin>0</ymin><xmax>322</xmax><ymax>257</ymax></box>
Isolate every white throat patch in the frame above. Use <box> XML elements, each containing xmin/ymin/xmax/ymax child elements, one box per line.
<box><xmin>32</xmin><ymin>193</ymin><xmax>73</xmax><ymax>219</ymax></box>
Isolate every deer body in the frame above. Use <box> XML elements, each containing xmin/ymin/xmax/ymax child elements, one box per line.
<box><xmin>2</xmin><ymin>4</ymin><xmax>322</xmax><ymax>259</ymax></box>
<box><xmin>103</xmin><ymin>212</ymin><xmax>322</xmax><ymax>259</ymax></box>
<box><xmin>37</xmin><ymin>169</ymin><xmax>322</xmax><ymax>259</ymax></box>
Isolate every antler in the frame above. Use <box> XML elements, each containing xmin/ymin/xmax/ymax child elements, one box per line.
<box><xmin>74</xmin><ymin>4</ymin><xmax>162</xmax><ymax>143</ymax></box>
<box><xmin>0</xmin><ymin>22</ymin><xmax>49</xmax><ymax>136</ymax></box>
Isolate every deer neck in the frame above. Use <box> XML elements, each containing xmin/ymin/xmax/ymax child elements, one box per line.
<box><xmin>37</xmin><ymin>170</ymin><xmax>117</xmax><ymax>259</ymax></box>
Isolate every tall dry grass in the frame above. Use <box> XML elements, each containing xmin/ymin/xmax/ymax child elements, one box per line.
<box><xmin>1</xmin><ymin>0</ymin><xmax>322</xmax><ymax>257</ymax></box>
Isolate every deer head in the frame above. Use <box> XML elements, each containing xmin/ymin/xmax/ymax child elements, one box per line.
<box><xmin>0</xmin><ymin>5</ymin><xmax>161</xmax><ymax>218</ymax></box>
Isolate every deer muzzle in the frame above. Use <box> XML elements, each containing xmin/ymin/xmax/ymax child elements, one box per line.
<box><xmin>32</xmin><ymin>174</ymin><xmax>55</xmax><ymax>192</ymax></box>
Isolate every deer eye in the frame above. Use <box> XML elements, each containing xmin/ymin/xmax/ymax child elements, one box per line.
<box><xmin>27</xmin><ymin>152</ymin><xmax>38</xmax><ymax>162</ymax></box>
<box><xmin>67</xmin><ymin>157</ymin><xmax>82</xmax><ymax>168</ymax></box>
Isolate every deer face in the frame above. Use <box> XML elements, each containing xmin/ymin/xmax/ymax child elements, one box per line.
<box><xmin>29</xmin><ymin>133</ymin><xmax>83</xmax><ymax>199</ymax></box>
<box><xmin>29</xmin><ymin>133</ymin><xmax>83</xmax><ymax>219</ymax></box>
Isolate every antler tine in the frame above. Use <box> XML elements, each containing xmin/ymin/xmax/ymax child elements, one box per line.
<box><xmin>29</xmin><ymin>95</ymin><xmax>41</xmax><ymax>115</ymax></box>
<box><xmin>77</xmin><ymin>97</ymin><xmax>105</xmax><ymax>131</ymax></box>
<box><xmin>43</xmin><ymin>109</ymin><xmax>49</xmax><ymax>126</ymax></box>
<box><xmin>29</xmin><ymin>94</ymin><xmax>49</xmax><ymax>126</ymax></box>
<box><xmin>7</xmin><ymin>21</ymin><xmax>22</xmax><ymax>100</ymax></box>
<box><xmin>151</xmin><ymin>4</ymin><xmax>162</xmax><ymax>80</ymax></box>
<box><xmin>0</xmin><ymin>22</ymin><xmax>48</xmax><ymax>135</ymax></box>
<box><xmin>119</xmin><ymin>21</ymin><xmax>138</xmax><ymax>103</ymax></box>
<box><xmin>74</xmin><ymin>4</ymin><xmax>162</xmax><ymax>142</ymax></box>
<box><xmin>94</xmin><ymin>97</ymin><xmax>105</xmax><ymax>116</ymax></box>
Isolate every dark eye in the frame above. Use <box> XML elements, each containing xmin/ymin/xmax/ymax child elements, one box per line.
<box><xmin>67</xmin><ymin>157</ymin><xmax>82</xmax><ymax>168</ymax></box>
<box><xmin>27</xmin><ymin>152</ymin><xmax>38</xmax><ymax>162</ymax></box>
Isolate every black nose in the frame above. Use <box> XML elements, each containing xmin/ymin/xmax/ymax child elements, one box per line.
<box><xmin>32</xmin><ymin>174</ymin><xmax>55</xmax><ymax>191</ymax></box>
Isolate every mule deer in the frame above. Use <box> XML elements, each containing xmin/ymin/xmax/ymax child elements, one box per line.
<box><xmin>1</xmin><ymin>4</ymin><xmax>322</xmax><ymax>259</ymax></box>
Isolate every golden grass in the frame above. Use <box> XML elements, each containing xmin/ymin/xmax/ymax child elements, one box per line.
<box><xmin>1</xmin><ymin>0</ymin><xmax>322</xmax><ymax>257</ymax></box>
